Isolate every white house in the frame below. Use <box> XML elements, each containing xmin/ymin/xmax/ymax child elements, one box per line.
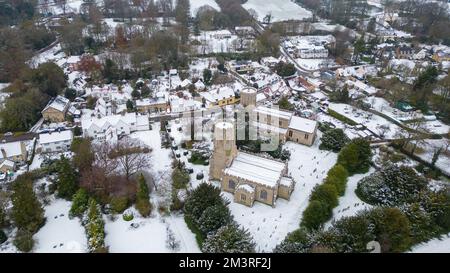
<box><xmin>39</xmin><ymin>130</ymin><xmax>74</xmax><ymax>153</ymax></box>
<box><xmin>298</xmin><ymin>45</ymin><xmax>328</xmax><ymax>59</ymax></box>
<box><xmin>81</xmin><ymin>113</ymin><xmax>149</xmax><ymax>142</ymax></box>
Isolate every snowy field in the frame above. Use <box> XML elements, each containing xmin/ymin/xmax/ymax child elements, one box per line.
<box><xmin>224</xmin><ymin>141</ymin><xmax>338</xmax><ymax>252</ymax></box>
<box><xmin>190</xmin><ymin>0</ymin><xmax>220</xmax><ymax>16</ymax></box>
<box><xmin>411</xmin><ymin>139</ymin><xmax>450</xmax><ymax>176</ymax></box>
<box><xmin>243</xmin><ymin>0</ymin><xmax>312</xmax><ymax>22</ymax></box>
<box><xmin>410</xmin><ymin>233</ymin><xmax>450</xmax><ymax>253</ymax></box>
<box><xmin>34</xmin><ymin>199</ymin><xmax>88</xmax><ymax>253</ymax></box>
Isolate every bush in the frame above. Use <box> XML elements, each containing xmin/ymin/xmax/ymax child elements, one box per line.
<box><xmin>319</xmin><ymin>128</ymin><xmax>350</xmax><ymax>152</ymax></box>
<box><xmin>122</xmin><ymin>211</ymin><xmax>134</xmax><ymax>221</ymax></box>
<box><xmin>301</xmin><ymin>200</ymin><xmax>331</xmax><ymax>230</ymax></box>
<box><xmin>184</xmin><ymin>183</ymin><xmax>223</xmax><ymax>220</ymax></box>
<box><xmin>14</xmin><ymin>229</ymin><xmax>34</xmax><ymax>252</ymax></box>
<box><xmin>172</xmin><ymin>168</ymin><xmax>190</xmax><ymax>189</ymax></box>
<box><xmin>188</xmin><ymin>152</ymin><xmax>208</xmax><ymax>165</ymax></box>
<box><xmin>69</xmin><ymin>188</ymin><xmax>89</xmax><ymax>218</ymax></box>
<box><xmin>337</xmin><ymin>138</ymin><xmax>372</xmax><ymax>175</ymax></box>
<box><xmin>110</xmin><ymin>196</ymin><xmax>130</xmax><ymax>214</ymax></box>
<box><xmin>202</xmin><ymin>224</ymin><xmax>256</xmax><ymax>253</ymax></box>
<box><xmin>309</xmin><ymin>183</ymin><xmax>339</xmax><ymax>208</ymax></box>
<box><xmin>356</xmin><ymin>164</ymin><xmax>427</xmax><ymax>206</ymax></box>
<box><xmin>325</xmin><ymin>164</ymin><xmax>348</xmax><ymax>196</ymax></box>
<box><xmin>86</xmin><ymin>199</ymin><xmax>105</xmax><ymax>252</ymax></box>
<box><xmin>135</xmin><ymin>174</ymin><xmax>152</xmax><ymax>217</ymax></box>
<box><xmin>198</xmin><ymin>203</ymin><xmax>233</xmax><ymax>236</ymax></box>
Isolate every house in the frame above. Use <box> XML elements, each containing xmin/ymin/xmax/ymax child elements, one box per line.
<box><xmin>210</xmin><ymin>122</ymin><xmax>295</xmax><ymax>207</ymax></box>
<box><xmin>0</xmin><ymin>141</ymin><xmax>28</xmax><ymax>163</ymax></box>
<box><xmin>81</xmin><ymin>113</ymin><xmax>149</xmax><ymax>142</ymax></box>
<box><xmin>199</xmin><ymin>87</ymin><xmax>236</xmax><ymax>108</ymax></box>
<box><xmin>395</xmin><ymin>45</ymin><xmax>413</xmax><ymax>59</ymax></box>
<box><xmin>432</xmin><ymin>48</ymin><xmax>450</xmax><ymax>62</ymax></box>
<box><xmin>254</xmin><ymin>106</ymin><xmax>292</xmax><ymax>129</ymax></box>
<box><xmin>229</xmin><ymin>60</ymin><xmax>253</xmax><ymax>74</ymax></box>
<box><xmin>296</xmin><ymin>77</ymin><xmax>316</xmax><ymax>92</ymax></box>
<box><xmin>286</xmin><ymin>116</ymin><xmax>318</xmax><ymax>146</ymax></box>
<box><xmin>42</xmin><ymin>95</ymin><xmax>71</xmax><ymax>122</ymax></box>
<box><xmin>136</xmin><ymin>98</ymin><xmax>168</xmax><ymax>113</ymax></box>
<box><xmin>39</xmin><ymin>130</ymin><xmax>73</xmax><ymax>153</ymax></box>
<box><xmin>413</xmin><ymin>49</ymin><xmax>427</xmax><ymax>60</ymax></box>
<box><xmin>95</xmin><ymin>96</ymin><xmax>116</xmax><ymax>117</ymax></box>
<box><xmin>0</xmin><ymin>159</ymin><xmax>15</xmax><ymax>173</ymax></box>
<box><xmin>260</xmin><ymin>57</ymin><xmax>279</xmax><ymax>68</ymax></box>
<box><xmin>298</xmin><ymin>45</ymin><xmax>328</xmax><ymax>59</ymax></box>
<box><xmin>235</xmin><ymin>26</ymin><xmax>254</xmax><ymax>37</ymax></box>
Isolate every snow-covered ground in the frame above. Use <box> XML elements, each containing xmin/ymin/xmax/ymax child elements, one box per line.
<box><xmin>324</xmin><ymin>168</ymin><xmax>375</xmax><ymax>229</ymax></box>
<box><xmin>411</xmin><ymin>139</ymin><xmax>450</xmax><ymax>176</ymax></box>
<box><xmin>28</xmin><ymin>43</ymin><xmax>65</xmax><ymax>68</ymax></box>
<box><xmin>243</xmin><ymin>0</ymin><xmax>312</xmax><ymax>22</ymax></box>
<box><xmin>224</xmin><ymin>141</ymin><xmax>338</xmax><ymax>252</ymax></box>
<box><xmin>329</xmin><ymin>103</ymin><xmax>405</xmax><ymax>139</ymax></box>
<box><xmin>34</xmin><ymin>199</ymin><xmax>88</xmax><ymax>253</ymax></box>
<box><xmin>410</xmin><ymin>233</ymin><xmax>450</xmax><ymax>253</ymax></box>
<box><xmin>295</xmin><ymin>58</ymin><xmax>336</xmax><ymax>71</ymax></box>
<box><xmin>105</xmin><ymin>208</ymin><xmax>200</xmax><ymax>253</ymax></box>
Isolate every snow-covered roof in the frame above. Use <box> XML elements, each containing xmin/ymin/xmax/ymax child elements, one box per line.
<box><xmin>255</xmin><ymin>106</ymin><xmax>293</xmax><ymax>121</ymax></box>
<box><xmin>236</xmin><ymin>183</ymin><xmax>255</xmax><ymax>193</ymax></box>
<box><xmin>200</xmin><ymin>87</ymin><xmax>235</xmax><ymax>103</ymax></box>
<box><xmin>280</xmin><ymin>177</ymin><xmax>294</xmax><ymax>188</ymax></box>
<box><xmin>224</xmin><ymin>152</ymin><xmax>286</xmax><ymax>188</ymax></box>
<box><xmin>288</xmin><ymin>116</ymin><xmax>317</xmax><ymax>134</ymax></box>
<box><xmin>39</xmin><ymin>130</ymin><xmax>73</xmax><ymax>144</ymax></box>
<box><xmin>43</xmin><ymin>95</ymin><xmax>70</xmax><ymax>113</ymax></box>
<box><xmin>81</xmin><ymin>113</ymin><xmax>145</xmax><ymax>130</ymax></box>
<box><xmin>0</xmin><ymin>141</ymin><xmax>23</xmax><ymax>159</ymax></box>
<box><xmin>0</xmin><ymin>159</ymin><xmax>15</xmax><ymax>168</ymax></box>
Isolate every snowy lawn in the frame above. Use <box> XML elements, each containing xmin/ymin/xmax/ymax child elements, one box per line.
<box><xmin>224</xmin><ymin>141</ymin><xmax>338</xmax><ymax>252</ymax></box>
<box><xmin>104</xmin><ymin>208</ymin><xmax>200</xmax><ymax>253</ymax></box>
<box><xmin>324</xmin><ymin>168</ymin><xmax>375</xmax><ymax>229</ymax></box>
<box><xmin>33</xmin><ymin>198</ymin><xmax>88</xmax><ymax>253</ymax></box>
<box><xmin>243</xmin><ymin>0</ymin><xmax>312</xmax><ymax>22</ymax></box>
<box><xmin>409</xmin><ymin>233</ymin><xmax>450</xmax><ymax>253</ymax></box>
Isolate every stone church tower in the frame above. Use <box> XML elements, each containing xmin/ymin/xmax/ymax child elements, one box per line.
<box><xmin>210</xmin><ymin>121</ymin><xmax>238</xmax><ymax>180</ymax></box>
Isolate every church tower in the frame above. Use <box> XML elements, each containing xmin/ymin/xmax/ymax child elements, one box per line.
<box><xmin>209</xmin><ymin>121</ymin><xmax>238</xmax><ymax>181</ymax></box>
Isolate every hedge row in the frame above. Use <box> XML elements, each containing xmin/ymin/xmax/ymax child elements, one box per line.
<box><xmin>301</xmin><ymin>164</ymin><xmax>349</xmax><ymax>230</ymax></box>
<box><xmin>327</xmin><ymin>108</ymin><xmax>358</xmax><ymax>126</ymax></box>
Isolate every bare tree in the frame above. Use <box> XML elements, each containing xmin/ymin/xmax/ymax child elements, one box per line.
<box><xmin>55</xmin><ymin>0</ymin><xmax>68</xmax><ymax>15</ymax></box>
<box><xmin>111</xmin><ymin>137</ymin><xmax>152</xmax><ymax>180</ymax></box>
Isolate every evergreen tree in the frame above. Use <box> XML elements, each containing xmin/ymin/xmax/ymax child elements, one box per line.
<box><xmin>11</xmin><ymin>174</ymin><xmax>45</xmax><ymax>234</ymax></box>
<box><xmin>135</xmin><ymin>174</ymin><xmax>152</xmax><ymax>217</ymax></box>
<box><xmin>184</xmin><ymin>183</ymin><xmax>223</xmax><ymax>221</ymax></box>
<box><xmin>203</xmin><ymin>69</ymin><xmax>212</xmax><ymax>85</ymax></box>
<box><xmin>56</xmin><ymin>157</ymin><xmax>78</xmax><ymax>200</ymax></box>
<box><xmin>86</xmin><ymin>198</ymin><xmax>106</xmax><ymax>252</ymax></box>
<box><xmin>301</xmin><ymin>200</ymin><xmax>331</xmax><ymax>230</ymax></box>
<box><xmin>198</xmin><ymin>203</ymin><xmax>233</xmax><ymax>236</ymax></box>
<box><xmin>319</xmin><ymin>128</ymin><xmax>350</xmax><ymax>152</ymax></box>
<box><xmin>337</xmin><ymin>138</ymin><xmax>372</xmax><ymax>174</ymax></box>
<box><xmin>202</xmin><ymin>224</ymin><xmax>255</xmax><ymax>253</ymax></box>
<box><xmin>126</xmin><ymin>99</ymin><xmax>134</xmax><ymax>112</ymax></box>
<box><xmin>69</xmin><ymin>188</ymin><xmax>89</xmax><ymax>218</ymax></box>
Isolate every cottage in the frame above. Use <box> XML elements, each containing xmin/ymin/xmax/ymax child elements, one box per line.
<box><xmin>395</xmin><ymin>45</ymin><xmax>413</xmax><ymax>59</ymax></box>
<box><xmin>136</xmin><ymin>98</ymin><xmax>168</xmax><ymax>113</ymax></box>
<box><xmin>287</xmin><ymin>116</ymin><xmax>318</xmax><ymax>146</ymax></box>
<box><xmin>42</xmin><ymin>95</ymin><xmax>70</xmax><ymax>122</ymax></box>
<box><xmin>199</xmin><ymin>87</ymin><xmax>236</xmax><ymax>108</ymax></box>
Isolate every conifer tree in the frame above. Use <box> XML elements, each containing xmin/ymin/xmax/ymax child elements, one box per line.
<box><xmin>57</xmin><ymin>157</ymin><xmax>78</xmax><ymax>200</ymax></box>
<box><xmin>86</xmin><ymin>198</ymin><xmax>106</xmax><ymax>252</ymax></box>
<box><xmin>198</xmin><ymin>203</ymin><xmax>233</xmax><ymax>236</ymax></box>
<box><xmin>135</xmin><ymin>174</ymin><xmax>152</xmax><ymax>217</ymax></box>
<box><xmin>69</xmin><ymin>188</ymin><xmax>89</xmax><ymax>218</ymax></box>
<box><xmin>202</xmin><ymin>224</ymin><xmax>256</xmax><ymax>253</ymax></box>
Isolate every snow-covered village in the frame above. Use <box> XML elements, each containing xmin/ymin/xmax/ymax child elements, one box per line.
<box><xmin>0</xmin><ymin>0</ymin><xmax>449</xmax><ymax>257</ymax></box>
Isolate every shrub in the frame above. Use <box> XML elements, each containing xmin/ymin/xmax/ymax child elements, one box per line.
<box><xmin>110</xmin><ymin>196</ymin><xmax>130</xmax><ymax>214</ymax></box>
<box><xmin>309</xmin><ymin>183</ymin><xmax>339</xmax><ymax>209</ymax></box>
<box><xmin>337</xmin><ymin>138</ymin><xmax>372</xmax><ymax>175</ymax></box>
<box><xmin>14</xmin><ymin>229</ymin><xmax>34</xmax><ymax>252</ymax></box>
<box><xmin>172</xmin><ymin>168</ymin><xmax>190</xmax><ymax>189</ymax></box>
<box><xmin>325</xmin><ymin>164</ymin><xmax>348</xmax><ymax>196</ymax></box>
<box><xmin>319</xmin><ymin>128</ymin><xmax>350</xmax><ymax>152</ymax></box>
<box><xmin>328</xmin><ymin>109</ymin><xmax>358</xmax><ymax>125</ymax></box>
<box><xmin>356</xmin><ymin>164</ymin><xmax>427</xmax><ymax>206</ymax></box>
<box><xmin>198</xmin><ymin>203</ymin><xmax>233</xmax><ymax>236</ymax></box>
<box><xmin>86</xmin><ymin>199</ymin><xmax>105</xmax><ymax>252</ymax></box>
<box><xmin>184</xmin><ymin>183</ymin><xmax>223</xmax><ymax>220</ymax></box>
<box><xmin>135</xmin><ymin>174</ymin><xmax>152</xmax><ymax>217</ymax></box>
<box><xmin>69</xmin><ymin>188</ymin><xmax>89</xmax><ymax>218</ymax></box>
<box><xmin>202</xmin><ymin>224</ymin><xmax>256</xmax><ymax>253</ymax></box>
<box><xmin>122</xmin><ymin>211</ymin><xmax>134</xmax><ymax>221</ymax></box>
<box><xmin>301</xmin><ymin>200</ymin><xmax>331</xmax><ymax>230</ymax></box>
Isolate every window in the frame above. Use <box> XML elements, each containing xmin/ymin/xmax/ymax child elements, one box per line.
<box><xmin>240</xmin><ymin>194</ymin><xmax>246</xmax><ymax>201</ymax></box>
<box><xmin>305</xmin><ymin>134</ymin><xmax>309</xmax><ymax>139</ymax></box>
<box><xmin>288</xmin><ymin>130</ymin><xmax>293</xmax><ymax>137</ymax></box>
<box><xmin>260</xmin><ymin>190</ymin><xmax>267</xmax><ymax>200</ymax></box>
<box><xmin>228</xmin><ymin>180</ymin><xmax>236</xmax><ymax>190</ymax></box>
